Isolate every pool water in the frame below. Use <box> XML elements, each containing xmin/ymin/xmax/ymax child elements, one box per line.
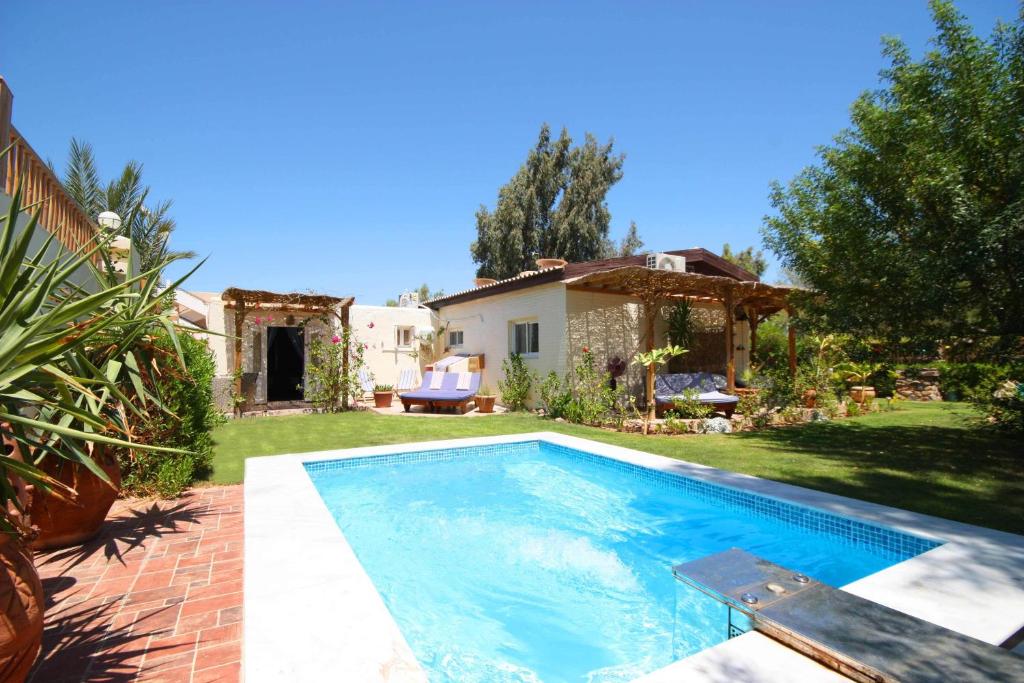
<box><xmin>307</xmin><ymin>441</ymin><xmax>936</xmax><ymax>682</ymax></box>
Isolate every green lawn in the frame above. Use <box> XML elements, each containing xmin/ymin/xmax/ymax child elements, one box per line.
<box><xmin>206</xmin><ymin>402</ymin><xmax>1024</xmax><ymax>535</ymax></box>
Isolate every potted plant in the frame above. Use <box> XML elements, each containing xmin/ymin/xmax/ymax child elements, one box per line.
<box><xmin>475</xmin><ymin>385</ymin><xmax>497</xmax><ymax>413</ymax></box>
<box><xmin>836</xmin><ymin>361</ymin><xmax>893</xmax><ymax>405</ymax></box>
<box><xmin>0</xmin><ymin>178</ymin><xmax>187</xmax><ymax>675</ymax></box>
<box><xmin>373</xmin><ymin>384</ymin><xmax>394</xmax><ymax>408</ymax></box>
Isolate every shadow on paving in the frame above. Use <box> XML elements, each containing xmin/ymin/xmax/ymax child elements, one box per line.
<box><xmin>731</xmin><ymin>419</ymin><xmax>1024</xmax><ymax>534</ymax></box>
<box><xmin>27</xmin><ymin>583</ymin><xmax>181</xmax><ymax>683</ymax></box>
<box><xmin>37</xmin><ymin>498</ymin><xmax>212</xmax><ymax>573</ymax></box>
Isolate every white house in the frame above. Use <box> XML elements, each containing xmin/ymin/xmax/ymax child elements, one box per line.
<box><xmin>426</xmin><ymin>249</ymin><xmax>775</xmax><ymax>403</ymax></box>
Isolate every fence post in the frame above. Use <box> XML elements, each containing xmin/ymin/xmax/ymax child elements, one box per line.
<box><xmin>0</xmin><ymin>77</ymin><xmax>13</xmax><ymax>192</ymax></box>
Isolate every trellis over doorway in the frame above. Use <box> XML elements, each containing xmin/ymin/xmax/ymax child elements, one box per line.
<box><xmin>221</xmin><ymin>288</ymin><xmax>354</xmax><ymax>415</ymax></box>
<box><xmin>565</xmin><ymin>266</ymin><xmax>797</xmax><ymax>422</ymax></box>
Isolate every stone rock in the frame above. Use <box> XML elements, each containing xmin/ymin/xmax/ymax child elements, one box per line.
<box><xmin>702</xmin><ymin>417</ymin><xmax>732</xmax><ymax>433</ymax></box>
<box><xmin>895</xmin><ymin>369</ymin><xmax>943</xmax><ymax>401</ymax></box>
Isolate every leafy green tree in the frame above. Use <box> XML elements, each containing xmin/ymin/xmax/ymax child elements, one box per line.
<box><xmin>762</xmin><ymin>1</ymin><xmax>1024</xmax><ymax>353</ymax></box>
<box><xmin>62</xmin><ymin>138</ymin><xmax>194</xmax><ymax>272</ymax></box>
<box><xmin>721</xmin><ymin>243</ymin><xmax>767</xmax><ymax>278</ymax></box>
<box><xmin>617</xmin><ymin>221</ymin><xmax>645</xmax><ymax>257</ymax></box>
<box><xmin>601</xmin><ymin>220</ymin><xmax>645</xmax><ymax>258</ymax></box>
<box><xmin>471</xmin><ymin>124</ymin><xmax>626</xmax><ymax>278</ymax></box>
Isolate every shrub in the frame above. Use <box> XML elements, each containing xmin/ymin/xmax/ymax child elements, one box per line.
<box><xmin>306</xmin><ymin>326</ymin><xmax>365</xmax><ymax>412</ymax></box>
<box><xmin>373</xmin><ymin>384</ymin><xmax>393</xmax><ymax>392</ymax></box>
<box><xmin>499</xmin><ymin>353</ymin><xmax>535</xmax><ymax>411</ymax></box>
<box><xmin>938</xmin><ymin>362</ymin><xmax>1020</xmax><ymax>402</ymax></box>
<box><xmin>666</xmin><ymin>389</ymin><xmax>713</xmax><ymax>419</ymax></box>
<box><xmin>750</xmin><ymin>364</ymin><xmax>798</xmax><ymax>410</ymax></box>
<box><xmin>983</xmin><ymin>380</ymin><xmax>1024</xmax><ymax>432</ymax></box>
<box><xmin>564</xmin><ymin>349</ymin><xmax>618</xmax><ymax>426</ymax></box>
<box><xmin>120</xmin><ymin>332</ymin><xmax>224</xmax><ymax>497</ymax></box>
<box><xmin>846</xmin><ymin>401</ymin><xmax>861</xmax><ymax>417</ymax></box>
<box><xmin>539</xmin><ymin>371</ymin><xmax>571</xmax><ymax>419</ymax></box>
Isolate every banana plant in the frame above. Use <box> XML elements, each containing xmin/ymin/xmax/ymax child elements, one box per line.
<box><xmin>0</xmin><ymin>163</ymin><xmax>188</xmax><ymax>538</ymax></box>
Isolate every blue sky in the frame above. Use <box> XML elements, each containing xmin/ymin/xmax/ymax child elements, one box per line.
<box><xmin>2</xmin><ymin>1</ymin><xmax>1014</xmax><ymax>303</ymax></box>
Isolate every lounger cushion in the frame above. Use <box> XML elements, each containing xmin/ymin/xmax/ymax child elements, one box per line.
<box><xmin>401</xmin><ymin>371</ymin><xmax>481</xmax><ymax>401</ymax></box>
<box><xmin>656</xmin><ymin>391</ymin><xmax>738</xmax><ymax>406</ymax></box>
<box><xmin>655</xmin><ymin>373</ymin><xmax>738</xmax><ymax>405</ymax></box>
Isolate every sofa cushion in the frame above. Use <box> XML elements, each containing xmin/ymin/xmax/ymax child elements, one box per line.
<box><xmin>654</xmin><ymin>372</ymin><xmax>727</xmax><ymax>396</ymax></box>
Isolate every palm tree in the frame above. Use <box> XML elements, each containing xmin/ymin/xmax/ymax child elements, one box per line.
<box><xmin>62</xmin><ymin>138</ymin><xmax>195</xmax><ymax>272</ymax></box>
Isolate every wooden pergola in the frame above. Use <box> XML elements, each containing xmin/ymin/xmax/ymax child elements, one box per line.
<box><xmin>221</xmin><ymin>288</ymin><xmax>354</xmax><ymax>414</ymax></box>
<box><xmin>565</xmin><ymin>266</ymin><xmax>797</xmax><ymax>423</ymax></box>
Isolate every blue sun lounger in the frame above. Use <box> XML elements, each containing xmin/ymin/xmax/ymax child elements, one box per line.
<box><xmin>400</xmin><ymin>371</ymin><xmax>481</xmax><ymax>414</ymax></box>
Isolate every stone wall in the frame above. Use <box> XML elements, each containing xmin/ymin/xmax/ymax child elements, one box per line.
<box><xmin>895</xmin><ymin>368</ymin><xmax>943</xmax><ymax>401</ymax></box>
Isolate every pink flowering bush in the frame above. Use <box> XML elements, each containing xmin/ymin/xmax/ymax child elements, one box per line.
<box><xmin>306</xmin><ymin>325</ymin><xmax>366</xmax><ymax>412</ymax></box>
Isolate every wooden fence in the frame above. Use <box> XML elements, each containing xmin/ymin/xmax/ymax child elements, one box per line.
<box><xmin>1</xmin><ymin>76</ymin><xmax>101</xmax><ymax>258</ymax></box>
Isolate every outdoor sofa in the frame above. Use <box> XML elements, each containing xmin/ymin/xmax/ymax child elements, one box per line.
<box><xmin>655</xmin><ymin>372</ymin><xmax>739</xmax><ymax>418</ymax></box>
<box><xmin>400</xmin><ymin>371</ymin><xmax>481</xmax><ymax>414</ymax></box>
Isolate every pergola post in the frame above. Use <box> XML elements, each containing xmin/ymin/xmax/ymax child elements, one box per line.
<box><xmin>725</xmin><ymin>292</ymin><xmax>736</xmax><ymax>393</ymax></box>
<box><xmin>233</xmin><ymin>301</ymin><xmax>245</xmax><ymax>418</ymax></box>
<box><xmin>341</xmin><ymin>304</ymin><xmax>351</xmax><ymax>409</ymax></box>
<box><xmin>644</xmin><ymin>299</ymin><xmax>656</xmax><ymax>433</ymax></box>
<box><xmin>787</xmin><ymin>307</ymin><xmax>798</xmax><ymax>379</ymax></box>
<box><xmin>747</xmin><ymin>306</ymin><xmax>759</xmax><ymax>359</ymax></box>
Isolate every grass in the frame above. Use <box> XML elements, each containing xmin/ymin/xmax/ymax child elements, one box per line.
<box><xmin>205</xmin><ymin>402</ymin><xmax>1024</xmax><ymax>535</ymax></box>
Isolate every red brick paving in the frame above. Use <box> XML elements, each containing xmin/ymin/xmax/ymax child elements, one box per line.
<box><xmin>28</xmin><ymin>486</ymin><xmax>243</xmax><ymax>682</ymax></box>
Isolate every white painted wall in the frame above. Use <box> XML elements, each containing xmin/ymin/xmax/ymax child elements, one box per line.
<box><xmin>437</xmin><ymin>285</ymin><xmax>752</xmax><ymax>406</ymax></box>
<box><xmin>350</xmin><ymin>304</ymin><xmax>432</xmax><ymax>387</ymax></box>
<box><xmin>435</xmin><ymin>282</ymin><xmax>567</xmax><ymax>400</ymax></box>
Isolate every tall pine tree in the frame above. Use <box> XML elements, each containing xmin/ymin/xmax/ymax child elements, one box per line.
<box><xmin>471</xmin><ymin>124</ymin><xmax>628</xmax><ymax>278</ymax></box>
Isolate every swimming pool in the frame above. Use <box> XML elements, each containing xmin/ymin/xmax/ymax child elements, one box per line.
<box><xmin>305</xmin><ymin>439</ymin><xmax>940</xmax><ymax>682</ymax></box>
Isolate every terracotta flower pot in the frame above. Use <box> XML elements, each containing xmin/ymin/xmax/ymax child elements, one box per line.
<box><xmin>535</xmin><ymin>258</ymin><xmax>568</xmax><ymax>270</ymax></box>
<box><xmin>802</xmin><ymin>388</ymin><xmax>817</xmax><ymax>409</ymax></box>
<box><xmin>30</xmin><ymin>446</ymin><xmax>121</xmax><ymax>551</ymax></box>
<box><xmin>373</xmin><ymin>391</ymin><xmax>394</xmax><ymax>408</ymax></box>
<box><xmin>849</xmin><ymin>386</ymin><xmax>876</xmax><ymax>405</ymax></box>
<box><xmin>474</xmin><ymin>278</ymin><xmax>497</xmax><ymax>288</ymax></box>
<box><xmin>476</xmin><ymin>395</ymin><xmax>496</xmax><ymax>414</ymax></box>
<box><xmin>1</xmin><ymin>429</ymin><xmax>44</xmax><ymax>680</ymax></box>
<box><xmin>0</xmin><ymin>535</ymin><xmax>43</xmax><ymax>682</ymax></box>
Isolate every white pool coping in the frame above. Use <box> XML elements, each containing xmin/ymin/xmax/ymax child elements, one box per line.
<box><xmin>244</xmin><ymin>432</ymin><xmax>1024</xmax><ymax>682</ymax></box>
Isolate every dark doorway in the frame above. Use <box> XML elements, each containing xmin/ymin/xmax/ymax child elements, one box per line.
<box><xmin>267</xmin><ymin>327</ymin><xmax>304</xmax><ymax>401</ymax></box>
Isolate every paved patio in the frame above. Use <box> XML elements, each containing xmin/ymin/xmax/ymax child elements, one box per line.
<box><xmin>29</xmin><ymin>486</ymin><xmax>243</xmax><ymax>682</ymax></box>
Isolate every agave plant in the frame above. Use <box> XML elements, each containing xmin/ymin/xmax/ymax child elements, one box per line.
<box><xmin>0</xmin><ymin>164</ymin><xmax>187</xmax><ymax>539</ymax></box>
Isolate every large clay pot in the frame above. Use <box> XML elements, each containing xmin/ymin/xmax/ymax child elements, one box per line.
<box><xmin>1</xmin><ymin>427</ymin><xmax>44</xmax><ymax>680</ymax></box>
<box><xmin>0</xmin><ymin>535</ymin><xmax>43</xmax><ymax>682</ymax></box>
<box><xmin>30</xmin><ymin>446</ymin><xmax>120</xmax><ymax>551</ymax></box>
<box><xmin>476</xmin><ymin>395</ymin><xmax>496</xmax><ymax>414</ymax></box>
<box><xmin>802</xmin><ymin>388</ymin><xmax>817</xmax><ymax>409</ymax></box>
<box><xmin>849</xmin><ymin>386</ymin><xmax>876</xmax><ymax>405</ymax></box>
<box><xmin>373</xmin><ymin>391</ymin><xmax>394</xmax><ymax>408</ymax></box>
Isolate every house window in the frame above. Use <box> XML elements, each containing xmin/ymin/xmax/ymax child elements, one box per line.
<box><xmin>510</xmin><ymin>320</ymin><xmax>539</xmax><ymax>356</ymax></box>
<box><xmin>396</xmin><ymin>325</ymin><xmax>415</xmax><ymax>348</ymax></box>
<box><xmin>448</xmin><ymin>329</ymin><xmax>464</xmax><ymax>348</ymax></box>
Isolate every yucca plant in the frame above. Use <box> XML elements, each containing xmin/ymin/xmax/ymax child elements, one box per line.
<box><xmin>0</xmin><ymin>163</ymin><xmax>186</xmax><ymax>539</ymax></box>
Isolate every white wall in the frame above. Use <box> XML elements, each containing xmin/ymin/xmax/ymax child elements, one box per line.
<box><xmin>349</xmin><ymin>304</ymin><xmax>432</xmax><ymax>387</ymax></box>
<box><xmin>435</xmin><ymin>283</ymin><xmax>567</xmax><ymax>400</ymax></box>
<box><xmin>566</xmin><ymin>289</ymin><xmax>647</xmax><ymax>397</ymax></box>
<box><xmin>435</xmin><ymin>284</ymin><xmax>752</xmax><ymax>406</ymax></box>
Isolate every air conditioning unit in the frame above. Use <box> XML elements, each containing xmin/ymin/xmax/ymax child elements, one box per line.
<box><xmin>398</xmin><ymin>291</ymin><xmax>420</xmax><ymax>308</ymax></box>
<box><xmin>646</xmin><ymin>252</ymin><xmax>686</xmax><ymax>272</ymax></box>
